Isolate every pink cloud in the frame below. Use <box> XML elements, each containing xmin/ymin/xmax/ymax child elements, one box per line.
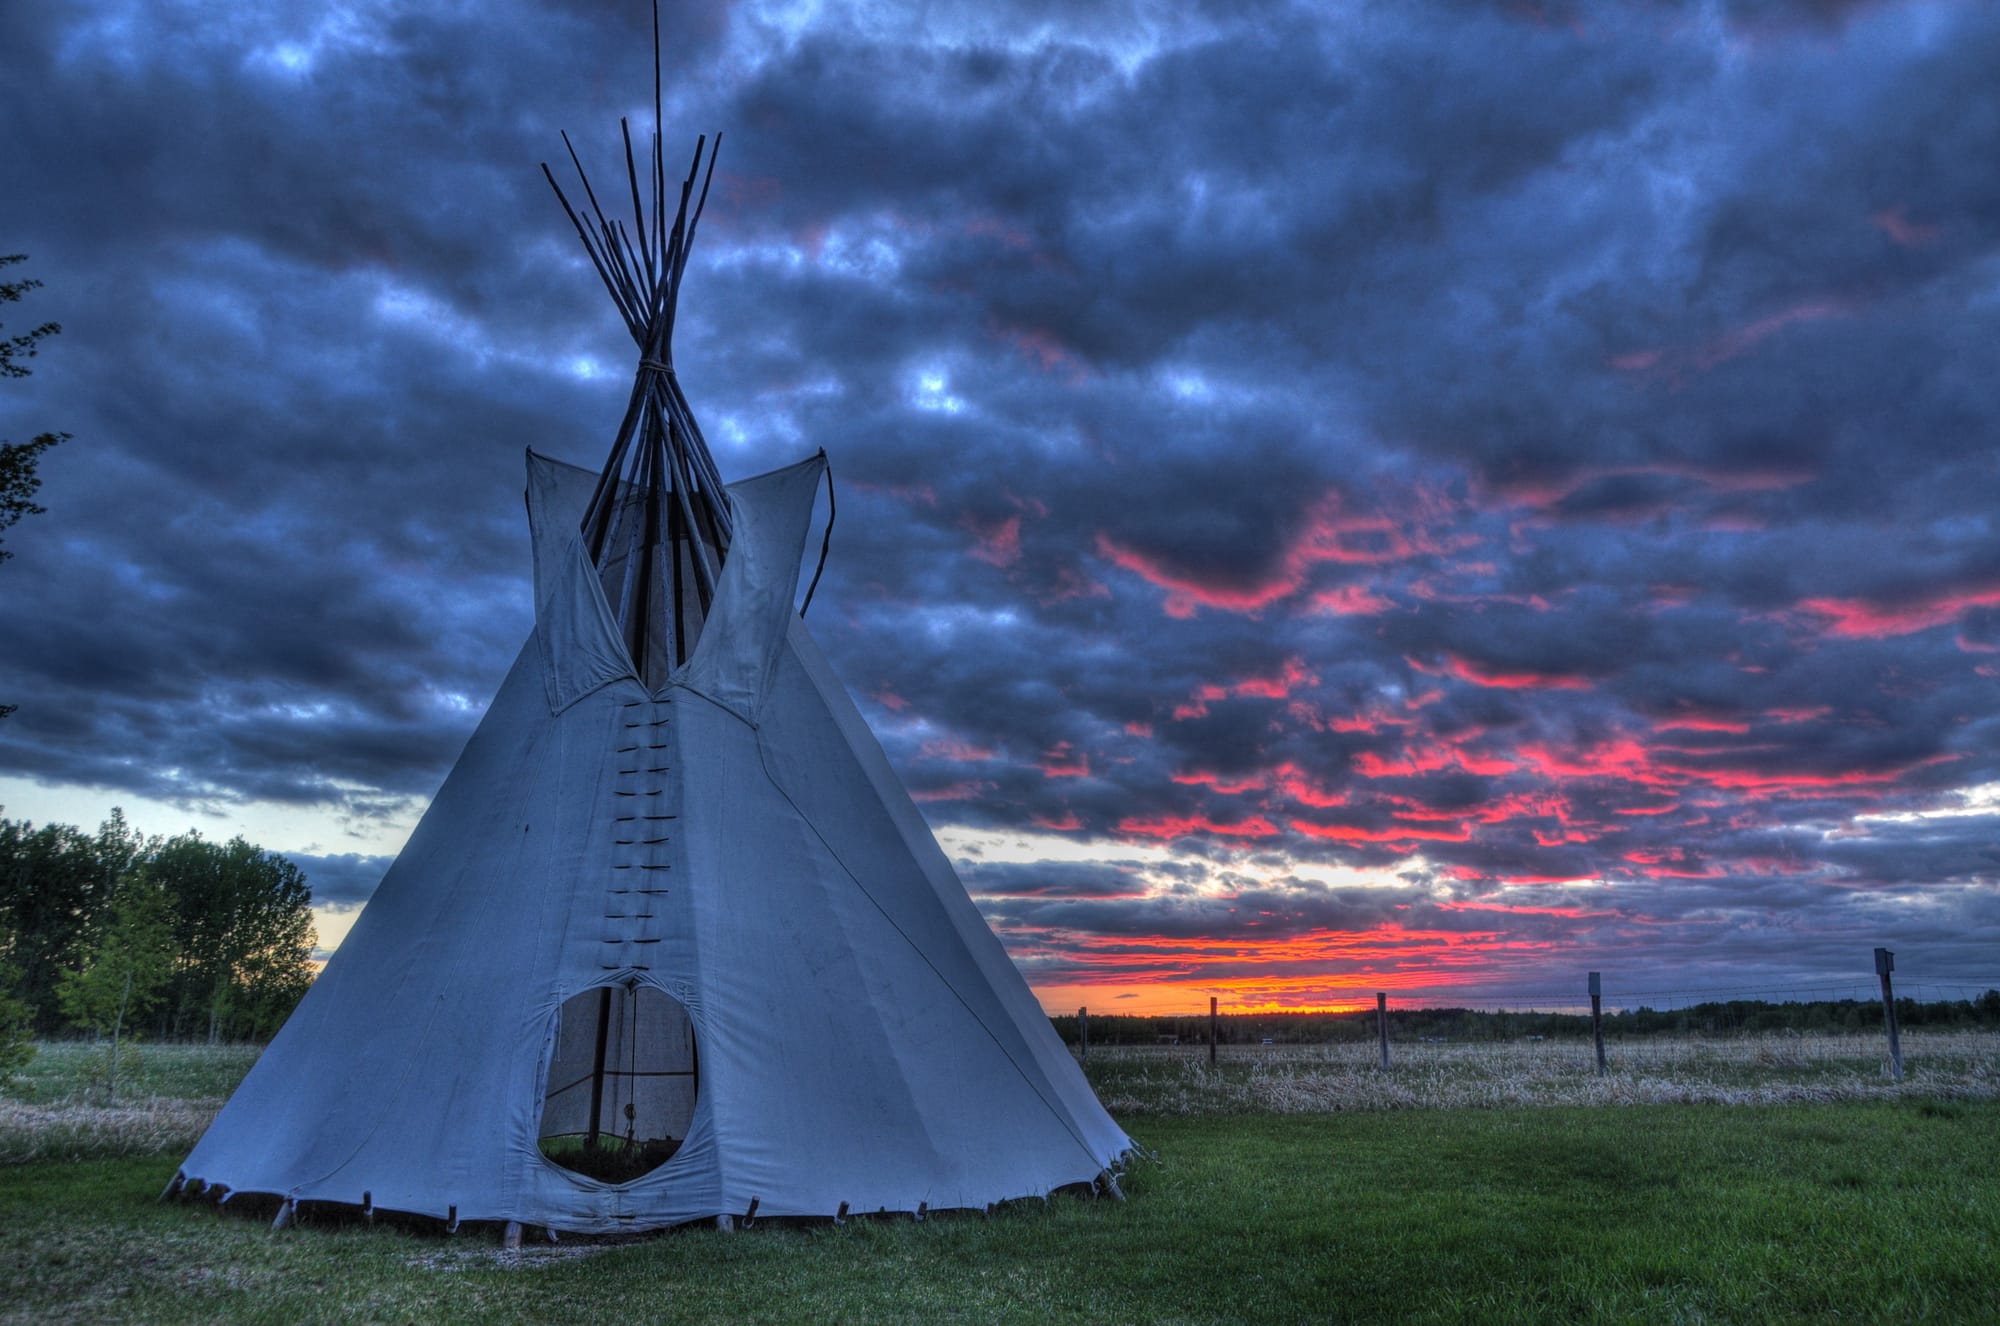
<box><xmin>910</xmin><ymin>780</ymin><xmax>993</xmax><ymax>803</ymax></box>
<box><xmin>919</xmin><ymin>737</ymin><xmax>997</xmax><ymax>762</ymax></box>
<box><xmin>1172</xmin><ymin>769</ymin><xmax>1269</xmax><ymax>795</ymax></box>
<box><xmin>963</xmin><ymin>513</ymin><xmax>1022</xmax><ymax>567</ymax></box>
<box><xmin>1411</xmin><ymin>652</ymin><xmax>1592</xmax><ymax>691</ymax></box>
<box><xmin>1289</xmin><ymin>818</ymin><xmax>1472</xmax><ymax>844</ymax></box>
<box><xmin>1094</xmin><ymin>490</ymin><xmax>1446</xmax><ymax>619</ymax></box>
<box><xmin>1800</xmin><ymin>583</ymin><xmax>2000</xmax><ymax>638</ymax></box>
<box><xmin>1117</xmin><ymin>813</ymin><xmax>1281</xmax><ymax>841</ymax></box>
<box><xmin>1272</xmin><ymin>762</ymin><xmax>1349</xmax><ymax>809</ymax></box>
<box><xmin>994</xmin><ymin>323</ymin><xmax>1087</xmax><ymax>379</ymax></box>
<box><xmin>1039</xmin><ymin>741</ymin><xmax>1090</xmax><ymax>778</ymax></box>
<box><xmin>1871</xmin><ymin>206</ymin><xmax>1939</xmax><ymax>249</ymax></box>
<box><xmin>1173</xmin><ymin>657</ymin><xmax>1318</xmax><ymax>720</ymax></box>
<box><xmin>1610</xmin><ymin>300</ymin><xmax>1851</xmax><ymax>379</ymax></box>
<box><xmin>1307</xmin><ymin>584</ymin><xmax>1395</xmax><ymax>615</ymax></box>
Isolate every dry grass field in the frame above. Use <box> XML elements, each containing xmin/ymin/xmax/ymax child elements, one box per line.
<box><xmin>4</xmin><ymin>1030</ymin><xmax>1993</xmax><ymax>1167</ymax></box>
<box><xmin>1085</xmin><ymin>1029</ymin><xmax>2000</xmax><ymax>1114</ymax></box>
<box><xmin>0</xmin><ymin>1042</ymin><xmax>258</xmax><ymax>1164</ymax></box>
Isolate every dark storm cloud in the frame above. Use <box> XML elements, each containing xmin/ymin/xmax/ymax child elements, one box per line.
<box><xmin>960</xmin><ymin>860</ymin><xmax>1151</xmax><ymax>900</ymax></box>
<box><xmin>4</xmin><ymin>0</ymin><xmax>1998</xmax><ymax>998</ymax></box>
<box><xmin>286</xmin><ymin>851</ymin><xmax>395</xmax><ymax>911</ymax></box>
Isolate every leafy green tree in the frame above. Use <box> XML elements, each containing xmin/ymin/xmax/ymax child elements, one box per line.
<box><xmin>2</xmin><ymin>813</ymin><xmax>317</xmax><ymax>1042</ymax></box>
<box><xmin>57</xmin><ymin>874</ymin><xmax>176</xmax><ymax>1102</ymax></box>
<box><xmin>0</xmin><ymin>812</ymin><xmax>130</xmax><ymax>1032</ymax></box>
<box><xmin>0</xmin><ymin>960</ymin><xmax>34</xmax><ymax>1085</ymax></box>
<box><xmin>2</xmin><ymin>253</ymin><xmax>68</xmax><ymax>720</ymax></box>
<box><xmin>149</xmin><ymin>834</ymin><xmax>316</xmax><ymax>1042</ymax></box>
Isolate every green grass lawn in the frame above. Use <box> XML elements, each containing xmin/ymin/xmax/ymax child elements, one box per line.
<box><xmin>2</xmin><ymin>1042</ymin><xmax>1997</xmax><ymax>1323</ymax></box>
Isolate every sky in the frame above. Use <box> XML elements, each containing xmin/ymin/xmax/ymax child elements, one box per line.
<box><xmin>3</xmin><ymin>0</ymin><xmax>1998</xmax><ymax>1016</ymax></box>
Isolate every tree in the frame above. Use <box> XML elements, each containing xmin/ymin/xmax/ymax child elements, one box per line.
<box><xmin>2</xmin><ymin>253</ymin><xmax>68</xmax><ymax>720</ymax></box>
<box><xmin>0</xmin><ymin>812</ymin><xmax>128</xmax><ymax>1032</ymax></box>
<box><xmin>57</xmin><ymin>874</ymin><xmax>176</xmax><ymax>1102</ymax></box>
<box><xmin>149</xmin><ymin>833</ymin><xmax>316</xmax><ymax>1042</ymax></box>
<box><xmin>0</xmin><ymin>960</ymin><xmax>34</xmax><ymax>1085</ymax></box>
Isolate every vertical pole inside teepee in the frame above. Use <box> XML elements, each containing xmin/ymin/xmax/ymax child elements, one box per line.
<box><xmin>667</xmin><ymin>417</ymin><xmax>688</xmax><ymax>665</ymax></box>
<box><xmin>587</xmin><ymin>986</ymin><xmax>613</xmax><ymax>1148</ymax></box>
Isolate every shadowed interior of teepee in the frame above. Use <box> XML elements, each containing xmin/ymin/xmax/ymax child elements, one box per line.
<box><xmin>553</xmin><ymin>124</ymin><xmax>735</xmax><ymax>690</ymax></box>
<box><xmin>537</xmin><ymin>982</ymin><xmax>699</xmax><ymax>1185</ymax></box>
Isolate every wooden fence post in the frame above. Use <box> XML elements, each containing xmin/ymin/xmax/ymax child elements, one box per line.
<box><xmin>1875</xmin><ymin>948</ymin><xmax>1903</xmax><ymax>1081</ymax></box>
<box><xmin>1589</xmin><ymin>971</ymin><xmax>1606</xmax><ymax>1077</ymax></box>
<box><xmin>1376</xmin><ymin>992</ymin><xmax>1390</xmax><ymax>1069</ymax></box>
<box><xmin>1078</xmin><ymin>1006</ymin><xmax>1088</xmax><ymax>1060</ymax></box>
<box><xmin>1209</xmin><ymin>996</ymin><xmax>1218</xmax><ymax>1065</ymax></box>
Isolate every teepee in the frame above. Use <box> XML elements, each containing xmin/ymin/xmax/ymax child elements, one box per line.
<box><xmin>172</xmin><ymin>74</ymin><xmax>1129</xmax><ymax>1235</ymax></box>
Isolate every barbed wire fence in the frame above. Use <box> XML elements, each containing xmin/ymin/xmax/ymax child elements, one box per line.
<box><xmin>1059</xmin><ymin>953</ymin><xmax>2000</xmax><ymax>1091</ymax></box>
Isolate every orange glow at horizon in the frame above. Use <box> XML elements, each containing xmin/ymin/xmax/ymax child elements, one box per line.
<box><xmin>1031</xmin><ymin>981</ymin><xmax>1386</xmax><ymax>1016</ymax></box>
<box><xmin>1027</xmin><ymin>965</ymin><xmax>1519</xmax><ymax>1016</ymax></box>
<box><xmin>1007</xmin><ymin>919</ymin><xmax>1583</xmax><ymax>1016</ymax></box>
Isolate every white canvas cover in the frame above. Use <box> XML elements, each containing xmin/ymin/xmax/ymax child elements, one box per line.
<box><xmin>177</xmin><ymin>450</ymin><xmax>1131</xmax><ymax>1231</ymax></box>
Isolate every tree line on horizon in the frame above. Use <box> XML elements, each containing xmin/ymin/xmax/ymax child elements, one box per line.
<box><xmin>0</xmin><ymin>809</ymin><xmax>317</xmax><ymax>1069</ymax></box>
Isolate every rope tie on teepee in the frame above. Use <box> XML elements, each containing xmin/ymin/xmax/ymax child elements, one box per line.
<box><xmin>637</xmin><ymin>358</ymin><xmax>673</xmax><ymax>376</ymax></box>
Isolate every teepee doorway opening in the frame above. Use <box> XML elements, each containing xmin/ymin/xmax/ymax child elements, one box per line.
<box><xmin>538</xmin><ymin>981</ymin><xmax>698</xmax><ymax>1185</ymax></box>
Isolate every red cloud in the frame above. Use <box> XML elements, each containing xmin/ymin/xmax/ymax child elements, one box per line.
<box><xmin>962</xmin><ymin>513</ymin><xmax>1022</xmax><ymax>567</ymax></box>
<box><xmin>1094</xmin><ymin>490</ymin><xmax>1434</xmax><ymax>618</ymax></box>
<box><xmin>1272</xmin><ymin>762</ymin><xmax>1348</xmax><ymax>809</ymax></box>
<box><xmin>1354</xmin><ymin>746</ymin><xmax>1455</xmax><ymax>778</ymax></box>
<box><xmin>1307</xmin><ymin>584</ymin><xmax>1394</xmax><ymax>615</ymax></box>
<box><xmin>1117</xmin><ymin>814</ymin><xmax>1281</xmax><ymax>840</ymax></box>
<box><xmin>1039</xmin><ymin>742</ymin><xmax>1090</xmax><ymax>778</ymax></box>
<box><xmin>1289</xmin><ymin>818</ymin><xmax>1472</xmax><ymax>844</ymax></box>
<box><xmin>1799</xmin><ymin>583</ymin><xmax>2000</xmax><ymax>638</ymax></box>
<box><xmin>1421</xmin><ymin>651</ymin><xmax>1593</xmax><ymax>691</ymax></box>
<box><xmin>1652</xmin><ymin>715</ymin><xmax>1750</xmax><ymax>735</ymax></box>
<box><xmin>1494</xmin><ymin>462</ymin><xmax>1810</xmax><ymax>509</ymax></box>
<box><xmin>1680</xmin><ymin>753</ymin><xmax>1958</xmax><ymax>795</ymax></box>
<box><xmin>1354</xmin><ymin>736</ymin><xmax>1518</xmax><ymax>780</ymax></box>
<box><xmin>1173</xmin><ymin>656</ymin><xmax>1318</xmax><ymax>720</ymax></box>
<box><xmin>1172</xmin><ymin>769</ymin><xmax>1268</xmax><ymax>795</ymax></box>
<box><xmin>1384</xmin><ymin>789</ymin><xmax>1565</xmax><ymax>828</ymax></box>
<box><xmin>1766</xmin><ymin>706</ymin><xmax>1830</xmax><ymax>723</ymax></box>
<box><xmin>1095</xmin><ymin>533</ymin><xmax>1287</xmax><ymax>618</ymax></box>
<box><xmin>1429</xmin><ymin>900</ymin><xmax>1614</xmax><ymax>920</ymax></box>
<box><xmin>1514</xmin><ymin>727</ymin><xmax>1945</xmax><ymax>804</ymax></box>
